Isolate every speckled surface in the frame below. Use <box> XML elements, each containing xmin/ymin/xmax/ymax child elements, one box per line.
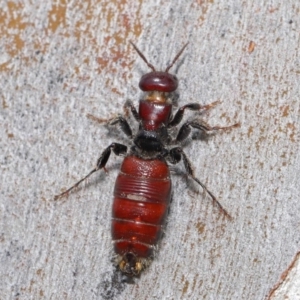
<box><xmin>0</xmin><ymin>1</ymin><xmax>299</xmax><ymax>299</ymax></box>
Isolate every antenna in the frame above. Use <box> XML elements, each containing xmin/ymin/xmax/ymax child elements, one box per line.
<box><xmin>130</xmin><ymin>41</ymin><xmax>156</xmax><ymax>72</ymax></box>
<box><xmin>165</xmin><ymin>42</ymin><xmax>189</xmax><ymax>73</ymax></box>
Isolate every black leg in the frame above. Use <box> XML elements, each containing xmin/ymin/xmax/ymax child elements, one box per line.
<box><xmin>87</xmin><ymin>100</ymin><xmax>139</xmax><ymax>138</ymax></box>
<box><xmin>124</xmin><ymin>100</ymin><xmax>140</xmax><ymax>121</ymax></box>
<box><xmin>87</xmin><ymin>114</ymin><xmax>134</xmax><ymax>139</ymax></box>
<box><xmin>176</xmin><ymin>120</ymin><xmax>240</xmax><ymax>142</ymax></box>
<box><xmin>110</xmin><ymin>116</ymin><xmax>133</xmax><ymax>138</ymax></box>
<box><xmin>54</xmin><ymin>143</ymin><xmax>127</xmax><ymax>200</ymax></box>
<box><xmin>168</xmin><ymin>101</ymin><xmax>220</xmax><ymax>128</ymax></box>
<box><xmin>168</xmin><ymin>147</ymin><xmax>232</xmax><ymax>219</ymax></box>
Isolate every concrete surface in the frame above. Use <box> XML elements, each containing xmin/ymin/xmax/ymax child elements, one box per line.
<box><xmin>0</xmin><ymin>0</ymin><xmax>299</xmax><ymax>299</ymax></box>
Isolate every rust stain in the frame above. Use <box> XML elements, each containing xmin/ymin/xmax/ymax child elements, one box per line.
<box><xmin>1</xmin><ymin>0</ymin><xmax>143</xmax><ymax>69</ymax></box>
<box><xmin>194</xmin><ymin>0</ymin><xmax>214</xmax><ymax>6</ymax></box>
<box><xmin>247</xmin><ymin>126</ymin><xmax>253</xmax><ymax>138</ymax></box>
<box><xmin>181</xmin><ymin>275</ymin><xmax>190</xmax><ymax>295</ymax></box>
<box><xmin>111</xmin><ymin>87</ymin><xmax>123</xmax><ymax>95</ymax></box>
<box><xmin>0</xmin><ymin>0</ymin><xmax>143</xmax><ymax>106</ymax></box>
<box><xmin>47</xmin><ymin>0</ymin><xmax>67</xmax><ymax>33</ymax></box>
<box><xmin>97</xmin><ymin>0</ymin><xmax>142</xmax><ymax>46</ymax></box>
<box><xmin>195</xmin><ymin>221</ymin><xmax>206</xmax><ymax>234</ymax></box>
<box><xmin>36</xmin><ymin>269</ymin><xmax>43</xmax><ymax>276</ymax></box>
<box><xmin>269</xmin><ymin>7</ymin><xmax>279</xmax><ymax>13</ymax></box>
<box><xmin>0</xmin><ymin>2</ymin><xmax>29</xmax><ymax>70</ymax></box>
<box><xmin>92</xmin><ymin>0</ymin><xmax>142</xmax><ymax>86</ymax></box>
<box><xmin>248</xmin><ymin>41</ymin><xmax>256</xmax><ymax>53</ymax></box>
<box><xmin>280</xmin><ymin>105</ymin><xmax>289</xmax><ymax>117</ymax></box>
<box><xmin>286</xmin><ymin>122</ymin><xmax>296</xmax><ymax>142</ymax></box>
<box><xmin>194</xmin><ymin>0</ymin><xmax>214</xmax><ymax>24</ymax></box>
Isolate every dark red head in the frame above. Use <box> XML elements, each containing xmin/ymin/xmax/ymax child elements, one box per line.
<box><xmin>139</xmin><ymin>72</ymin><xmax>178</xmax><ymax>92</ymax></box>
<box><xmin>130</xmin><ymin>41</ymin><xmax>188</xmax><ymax>93</ymax></box>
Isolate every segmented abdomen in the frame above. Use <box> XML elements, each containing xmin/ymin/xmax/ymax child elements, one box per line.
<box><xmin>112</xmin><ymin>155</ymin><xmax>171</xmax><ymax>258</ymax></box>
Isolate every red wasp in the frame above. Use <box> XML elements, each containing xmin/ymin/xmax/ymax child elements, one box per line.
<box><xmin>54</xmin><ymin>41</ymin><xmax>239</xmax><ymax>276</ymax></box>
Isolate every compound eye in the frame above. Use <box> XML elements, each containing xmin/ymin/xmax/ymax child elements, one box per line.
<box><xmin>139</xmin><ymin>71</ymin><xmax>178</xmax><ymax>92</ymax></box>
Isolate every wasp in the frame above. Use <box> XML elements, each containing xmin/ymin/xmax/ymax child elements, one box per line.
<box><xmin>55</xmin><ymin>42</ymin><xmax>239</xmax><ymax>276</ymax></box>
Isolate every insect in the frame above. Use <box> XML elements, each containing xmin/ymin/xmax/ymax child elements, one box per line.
<box><xmin>54</xmin><ymin>41</ymin><xmax>239</xmax><ymax>276</ymax></box>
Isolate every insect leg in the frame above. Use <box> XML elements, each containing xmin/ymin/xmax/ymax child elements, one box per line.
<box><xmin>124</xmin><ymin>100</ymin><xmax>140</xmax><ymax>121</ymax></box>
<box><xmin>168</xmin><ymin>101</ymin><xmax>220</xmax><ymax>128</ymax></box>
<box><xmin>168</xmin><ymin>147</ymin><xmax>232</xmax><ymax>219</ymax></box>
<box><xmin>54</xmin><ymin>143</ymin><xmax>127</xmax><ymax>200</ymax></box>
<box><xmin>110</xmin><ymin>116</ymin><xmax>133</xmax><ymax>138</ymax></box>
<box><xmin>176</xmin><ymin>120</ymin><xmax>240</xmax><ymax>142</ymax></box>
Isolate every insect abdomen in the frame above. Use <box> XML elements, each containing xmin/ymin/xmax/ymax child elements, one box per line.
<box><xmin>112</xmin><ymin>155</ymin><xmax>171</xmax><ymax>258</ymax></box>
